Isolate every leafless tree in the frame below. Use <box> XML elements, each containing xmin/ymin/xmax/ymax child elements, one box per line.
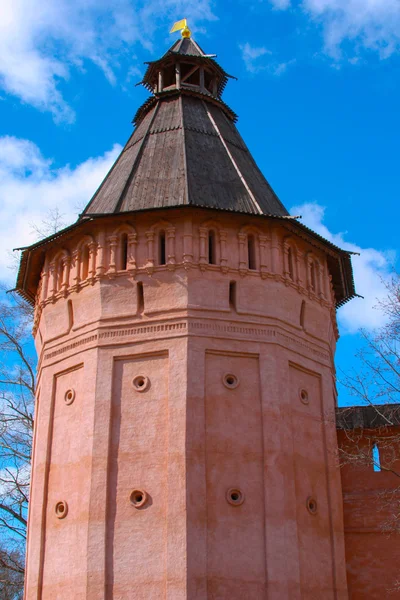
<box><xmin>30</xmin><ymin>206</ymin><xmax>66</xmax><ymax>240</ymax></box>
<box><xmin>0</xmin><ymin>285</ymin><xmax>35</xmax><ymax>597</ymax></box>
<box><xmin>343</xmin><ymin>272</ymin><xmax>400</xmax><ymax>405</ymax></box>
<box><xmin>0</xmin><ymin>209</ymin><xmax>67</xmax><ymax>597</ymax></box>
<box><xmin>0</xmin><ymin>546</ymin><xmax>25</xmax><ymax>600</ymax></box>
<box><xmin>339</xmin><ymin>273</ymin><xmax>400</xmax><ymax>590</ymax></box>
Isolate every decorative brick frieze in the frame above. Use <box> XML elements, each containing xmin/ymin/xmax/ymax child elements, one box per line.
<box><xmin>34</xmin><ymin>215</ymin><xmax>334</xmax><ymax>326</ymax></box>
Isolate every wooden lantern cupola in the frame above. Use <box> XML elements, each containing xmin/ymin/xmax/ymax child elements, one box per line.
<box><xmin>139</xmin><ymin>34</ymin><xmax>234</xmax><ymax>100</ymax></box>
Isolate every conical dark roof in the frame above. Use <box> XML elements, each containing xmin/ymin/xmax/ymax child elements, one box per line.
<box><xmin>167</xmin><ymin>36</ymin><xmax>208</xmax><ymax>57</ymax></box>
<box><xmin>81</xmin><ymin>94</ymin><xmax>288</xmax><ymax>218</ymax></box>
<box><xmin>80</xmin><ymin>37</ymin><xmax>289</xmax><ymax>219</ymax></box>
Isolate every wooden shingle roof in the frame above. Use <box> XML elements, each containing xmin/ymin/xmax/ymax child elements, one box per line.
<box><xmin>167</xmin><ymin>37</ymin><xmax>206</xmax><ymax>57</ymax></box>
<box><xmin>80</xmin><ymin>93</ymin><xmax>289</xmax><ymax>218</ymax></box>
<box><xmin>80</xmin><ymin>35</ymin><xmax>289</xmax><ymax>219</ymax></box>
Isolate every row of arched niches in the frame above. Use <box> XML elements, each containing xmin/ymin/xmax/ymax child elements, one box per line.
<box><xmin>36</xmin><ymin>214</ymin><xmax>337</xmax><ymax>315</ymax></box>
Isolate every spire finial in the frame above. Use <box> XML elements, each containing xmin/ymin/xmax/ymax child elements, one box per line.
<box><xmin>170</xmin><ymin>18</ymin><xmax>191</xmax><ymax>39</ymax></box>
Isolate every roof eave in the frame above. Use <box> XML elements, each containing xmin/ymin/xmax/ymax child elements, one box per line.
<box><xmin>132</xmin><ymin>89</ymin><xmax>238</xmax><ymax>126</ymax></box>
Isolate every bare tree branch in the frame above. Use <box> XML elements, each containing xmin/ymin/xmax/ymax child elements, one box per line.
<box><xmin>339</xmin><ymin>273</ymin><xmax>400</xmax><ymax>592</ymax></box>
<box><xmin>0</xmin><ymin>288</ymin><xmax>34</xmax><ymax>594</ymax></box>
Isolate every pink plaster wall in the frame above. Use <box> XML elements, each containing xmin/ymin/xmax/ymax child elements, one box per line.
<box><xmin>204</xmin><ymin>353</ymin><xmax>266</xmax><ymax>597</ymax></box>
<box><xmin>106</xmin><ymin>354</ymin><xmax>169</xmax><ymax>598</ymax></box>
<box><xmin>25</xmin><ymin>208</ymin><xmax>347</xmax><ymax>599</ymax></box>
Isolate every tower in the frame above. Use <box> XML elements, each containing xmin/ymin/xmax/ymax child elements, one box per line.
<box><xmin>17</xmin><ymin>28</ymin><xmax>355</xmax><ymax>600</ymax></box>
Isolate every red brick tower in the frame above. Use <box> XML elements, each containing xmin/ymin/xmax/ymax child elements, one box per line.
<box><xmin>17</xmin><ymin>29</ymin><xmax>355</xmax><ymax>599</ymax></box>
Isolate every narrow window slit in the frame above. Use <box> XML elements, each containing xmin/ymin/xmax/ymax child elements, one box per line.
<box><xmin>159</xmin><ymin>230</ymin><xmax>166</xmax><ymax>265</ymax></box>
<box><xmin>81</xmin><ymin>246</ymin><xmax>90</xmax><ymax>280</ymax></box>
<box><xmin>247</xmin><ymin>234</ymin><xmax>256</xmax><ymax>270</ymax></box>
<box><xmin>67</xmin><ymin>300</ymin><xmax>74</xmax><ymax>331</ymax></box>
<box><xmin>372</xmin><ymin>444</ymin><xmax>381</xmax><ymax>472</ymax></box>
<box><xmin>137</xmin><ymin>282</ymin><xmax>144</xmax><ymax>315</ymax></box>
<box><xmin>229</xmin><ymin>281</ymin><xmax>237</xmax><ymax>311</ymax></box>
<box><xmin>208</xmin><ymin>230</ymin><xmax>216</xmax><ymax>265</ymax></box>
<box><xmin>57</xmin><ymin>261</ymin><xmax>64</xmax><ymax>291</ymax></box>
<box><xmin>310</xmin><ymin>261</ymin><xmax>316</xmax><ymax>292</ymax></box>
<box><xmin>121</xmin><ymin>234</ymin><xmax>128</xmax><ymax>270</ymax></box>
<box><xmin>300</xmin><ymin>300</ymin><xmax>306</xmax><ymax>328</ymax></box>
<box><xmin>287</xmin><ymin>247</ymin><xmax>294</xmax><ymax>280</ymax></box>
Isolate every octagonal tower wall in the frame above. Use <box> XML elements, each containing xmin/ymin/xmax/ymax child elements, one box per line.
<box><xmin>33</xmin><ymin>209</ymin><xmax>338</xmax><ymax>350</ymax></box>
<box><xmin>25</xmin><ymin>208</ymin><xmax>347</xmax><ymax>599</ymax></box>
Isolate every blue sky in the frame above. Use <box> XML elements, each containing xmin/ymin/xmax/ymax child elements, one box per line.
<box><xmin>0</xmin><ymin>0</ymin><xmax>399</xmax><ymax>404</ymax></box>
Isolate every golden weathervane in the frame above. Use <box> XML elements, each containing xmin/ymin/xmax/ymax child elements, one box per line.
<box><xmin>170</xmin><ymin>19</ymin><xmax>191</xmax><ymax>39</ymax></box>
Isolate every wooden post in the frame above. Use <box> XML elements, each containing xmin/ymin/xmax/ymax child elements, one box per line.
<box><xmin>158</xmin><ymin>70</ymin><xmax>164</xmax><ymax>93</ymax></box>
<box><xmin>213</xmin><ymin>78</ymin><xmax>218</xmax><ymax>97</ymax></box>
<box><xmin>176</xmin><ymin>62</ymin><xmax>181</xmax><ymax>90</ymax></box>
<box><xmin>200</xmin><ymin>67</ymin><xmax>205</xmax><ymax>93</ymax></box>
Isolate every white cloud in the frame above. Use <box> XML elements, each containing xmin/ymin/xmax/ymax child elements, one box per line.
<box><xmin>240</xmin><ymin>43</ymin><xmax>272</xmax><ymax>73</ymax></box>
<box><xmin>291</xmin><ymin>202</ymin><xmax>395</xmax><ymax>334</ymax></box>
<box><xmin>268</xmin><ymin>0</ymin><xmax>400</xmax><ymax>59</ymax></box>
<box><xmin>303</xmin><ymin>0</ymin><xmax>400</xmax><ymax>58</ymax></box>
<box><xmin>273</xmin><ymin>59</ymin><xmax>297</xmax><ymax>75</ymax></box>
<box><xmin>0</xmin><ymin>0</ymin><xmax>216</xmax><ymax>122</ymax></box>
<box><xmin>270</xmin><ymin>0</ymin><xmax>400</xmax><ymax>59</ymax></box>
<box><xmin>0</xmin><ymin>0</ymin><xmax>132</xmax><ymax>122</ymax></box>
<box><xmin>0</xmin><ymin>136</ymin><xmax>122</xmax><ymax>283</ymax></box>
<box><xmin>240</xmin><ymin>43</ymin><xmax>295</xmax><ymax>75</ymax></box>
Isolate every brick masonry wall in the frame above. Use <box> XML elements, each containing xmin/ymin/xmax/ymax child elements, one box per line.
<box><xmin>337</xmin><ymin>413</ymin><xmax>400</xmax><ymax>599</ymax></box>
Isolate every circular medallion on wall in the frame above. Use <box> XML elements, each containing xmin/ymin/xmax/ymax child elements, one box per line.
<box><xmin>299</xmin><ymin>388</ymin><xmax>309</xmax><ymax>405</ymax></box>
<box><xmin>222</xmin><ymin>373</ymin><xmax>240</xmax><ymax>390</ymax></box>
<box><xmin>55</xmin><ymin>500</ymin><xmax>68</xmax><ymax>519</ymax></box>
<box><xmin>306</xmin><ymin>496</ymin><xmax>318</xmax><ymax>515</ymax></box>
<box><xmin>226</xmin><ymin>488</ymin><xmax>245</xmax><ymax>506</ymax></box>
<box><xmin>132</xmin><ymin>375</ymin><xmax>150</xmax><ymax>392</ymax></box>
<box><xmin>130</xmin><ymin>489</ymin><xmax>148</xmax><ymax>508</ymax></box>
<box><xmin>64</xmin><ymin>389</ymin><xmax>76</xmax><ymax>405</ymax></box>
